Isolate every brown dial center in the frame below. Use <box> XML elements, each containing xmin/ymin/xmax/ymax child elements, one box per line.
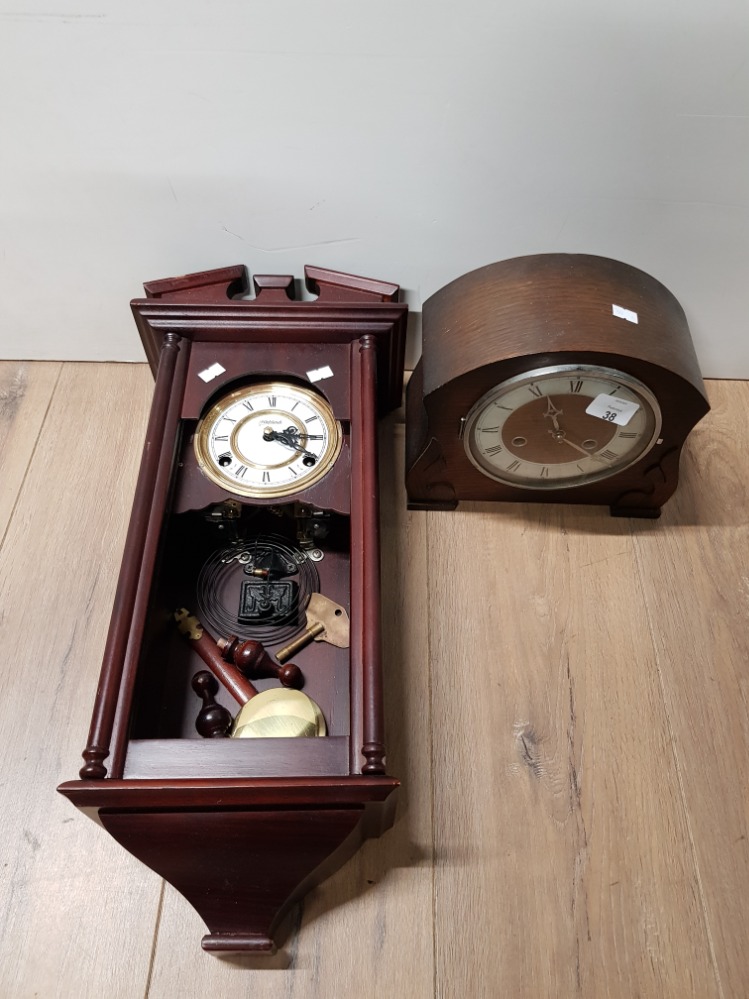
<box><xmin>502</xmin><ymin>395</ymin><xmax>618</xmax><ymax>464</ymax></box>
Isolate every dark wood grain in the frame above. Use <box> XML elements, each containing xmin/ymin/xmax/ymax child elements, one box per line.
<box><xmin>79</xmin><ymin>334</ymin><xmax>185</xmax><ymax>779</ymax></box>
<box><xmin>98</xmin><ymin>805</ymin><xmax>371</xmax><ymax>954</ymax></box>
<box><xmin>406</xmin><ymin>253</ymin><xmax>709</xmax><ymax>516</ymax></box>
<box><xmin>358</xmin><ymin>335</ymin><xmax>386</xmax><ymax>774</ymax></box>
<box><xmin>134</xmin><ymin>264</ymin><xmax>407</xmax><ymax>411</ymax></box>
<box><xmin>58</xmin><ymin>774</ymin><xmax>399</xmax><ymax>809</ymax></box>
<box><xmin>144</xmin><ymin>264</ymin><xmax>249</xmax><ymax>303</ymax></box>
<box><xmin>107</xmin><ymin>339</ymin><xmax>192</xmax><ymax>778</ymax></box>
<box><xmin>59</xmin><ymin>264</ymin><xmax>407</xmax><ymax>954</ymax></box>
<box><xmin>119</xmin><ymin>738</ymin><xmax>351</xmax><ymax>779</ymax></box>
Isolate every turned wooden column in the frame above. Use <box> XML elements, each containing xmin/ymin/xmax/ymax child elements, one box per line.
<box><xmin>351</xmin><ymin>334</ymin><xmax>386</xmax><ymax>775</ymax></box>
<box><xmin>79</xmin><ymin>333</ymin><xmax>184</xmax><ymax>779</ymax></box>
<box><xmin>107</xmin><ymin>336</ymin><xmax>191</xmax><ymax>777</ymax></box>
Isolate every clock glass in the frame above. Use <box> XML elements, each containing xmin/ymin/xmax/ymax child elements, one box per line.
<box><xmin>463</xmin><ymin>364</ymin><xmax>662</xmax><ymax>490</ymax></box>
<box><xmin>194</xmin><ymin>380</ymin><xmax>342</xmax><ymax>499</ymax></box>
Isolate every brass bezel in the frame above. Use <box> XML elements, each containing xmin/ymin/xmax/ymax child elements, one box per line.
<box><xmin>194</xmin><ymin>380</ymin><xmax>342</xmax><ymax>499</ymax></box>
<box><xmin>463</xmin><ymin>364</ymin><xmax>663</xmax><ymax>490</ymax></box>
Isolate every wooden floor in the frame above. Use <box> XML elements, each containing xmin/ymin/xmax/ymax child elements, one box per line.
<box><xmin>1</xmin><ymin>361</ymin><xmax>748</xmax><ymax>998</ymax></box>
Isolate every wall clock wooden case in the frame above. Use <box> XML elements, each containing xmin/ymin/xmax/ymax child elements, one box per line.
<box><xmin>58</xmin><ymin>264</ymin><xmax>408</xmax><ymax>954</ymax></box>
<box><xmin>406</xmin><ymin>254</ymin><xmax>709</xmax><ymax>517</ymax></box>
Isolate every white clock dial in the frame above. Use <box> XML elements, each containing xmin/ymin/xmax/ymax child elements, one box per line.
<box><xmin>463</xmin><ymin>365</ymin><xmax>662</xmax><ymax>489</ymax></box>
<box><xmin>194</xmin><ymin>381</ymin><xmax>342</xmax><ymax>498</ymax></box>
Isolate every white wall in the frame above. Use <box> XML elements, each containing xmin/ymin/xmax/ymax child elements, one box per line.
<box><xmin>1</xmin><ymin>0</ymin><xmax>747</xmax><ymax>375</ymax></box>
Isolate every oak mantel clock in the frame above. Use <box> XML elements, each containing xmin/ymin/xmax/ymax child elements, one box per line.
<box><xmin>58</xmin><ymin>263</ymin><xmax>408</xmax><ymax>954</ymax></box>
<box><xmin>405</xmin><ymin>254</ymin><xmax>709</xmax><ymax>517</ymax></box>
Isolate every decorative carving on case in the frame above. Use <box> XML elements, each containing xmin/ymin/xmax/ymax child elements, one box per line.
<box><xmin>58</xmin><ymin>263</ymin><xmax>407</xmax><ymax>954</ymax></box>
<box><xmin>406</xmin><ymin>254</ymin><xmax>709</xmax><ymax>517</ymax></box>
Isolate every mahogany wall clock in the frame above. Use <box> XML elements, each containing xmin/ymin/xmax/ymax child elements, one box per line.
<box><xmin>405</xmin><ymin>254</ymin><xmax>709</xmax><ymax>517</ymax></box>
<box><xmin>58</xmin><ymin>263</ymin><xmax>408</xmax><ymax>954</ymax></box>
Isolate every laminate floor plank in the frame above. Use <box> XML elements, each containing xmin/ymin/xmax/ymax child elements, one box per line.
<box><xmin>0</xmin><ymin>361</ymin><xmax>61</xmax><ymax>540</ymax></box>
<box><xmin>427</xmin><ymin>498</ymin><xmax>721</xmax><ymax>998</ymax></box>
<box><xmin>0</xmin><ymin>362</ymin><xmax>158</xmax><ymax>999</ymax></box>
<box><xmin>631</xmin><ymin>379</ymin><xmax>749</xmax><ymax>999</ymax></box>
<box><xmin>146</xmin><ymin>421</ymin><xmax>435</xmax><ymax>997</ymax></box>
<box><xmin>3</xmin><ymin>364</ymin><xmax>748</xmax><ymax>999</ymax></box>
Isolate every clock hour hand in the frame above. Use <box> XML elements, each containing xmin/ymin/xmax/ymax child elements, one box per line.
<box><xmin>542</xmin><ymin>396</ymin><xmax>563</xmax><ymax>433</ymax></box>
<box><xmin>280</xmin><ymin>427</ymin><xmax>326</xmax><ymax>452</ymax></box>
<box><xmin>263</xmin><ymin>427</ymin><xmax>317</xmax><ymax>461</ymax></box>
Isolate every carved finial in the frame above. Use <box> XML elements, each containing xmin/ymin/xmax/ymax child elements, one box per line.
<box><xmin>219</xmin><ymin>636</ymin><xmax>304</xmax><ymax>690</ymax></box>
<box><xmin>361</xmin><ymin>742</ymin><xmax>386</xmax><ymax>775</ymax></box>
<box><xmin>192</xmin><ymin>671</ymin><xmax>233</xmax><ymax>738</ymax></box>
<box><xmin>79</xmin><ymin>747</ymin><xmax>108</xmax><ymax>780</ymax></box>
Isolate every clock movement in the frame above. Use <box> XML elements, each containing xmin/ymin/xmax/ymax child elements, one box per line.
<box><xmin>405</xmin><ymin>254</ymin><xmax>709</xmax><ymax>517</ymax></box>
<box><xmin>58</xmin><ymin>263</ymin><xmax>408</xmax><ymax>954</ymax></box>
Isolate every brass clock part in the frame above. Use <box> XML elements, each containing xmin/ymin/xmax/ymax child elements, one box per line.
<box><xmin>232</xmin><ymin>688</ymin><xmax>327</xmax><ymax>739</ymax></box>
<box><xmin>462</xmin><ymin>364</ymin><xmax>662</xmax><ymax>490</ymax></box>
<box><xmin>194</xmin><ymin>380</ymin><xmax>342</xmax><ymax>499</ymax></box>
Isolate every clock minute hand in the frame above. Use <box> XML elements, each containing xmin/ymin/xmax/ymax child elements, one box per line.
<box><xmin>553</xmin><ymin>434</ymin><xmax>606</xmax><ymax>462</ymax></box>
<box><xmin>263</xmin><ymin>428</ymin><xmax>316</xmax><ymax>460</ymax></box>
<box><xmin>284</xmin><ymin>426</ymin><xmax>324</xmax><ymax>441</ymax></box>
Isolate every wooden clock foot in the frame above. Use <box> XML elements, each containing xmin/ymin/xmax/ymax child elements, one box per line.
<box><xmin>609</xmin><ymin>504</ymin><xmax>662</xmax><ymax>519</ymax></box>
<box><xmin>201</xmin><ymin>933</ymin><xmax>277</xmax><ymax>954</ymax></box>
<box><xmin>406</xmin><ymin>498</ymin><xmax>459</xmax><ymax>512</ymax></box>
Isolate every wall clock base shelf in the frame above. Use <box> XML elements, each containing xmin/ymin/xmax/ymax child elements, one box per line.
<box><xmin>58</xmin><ymin>775</ymin><xmax>399</xmax><ymax>956</ymax></box>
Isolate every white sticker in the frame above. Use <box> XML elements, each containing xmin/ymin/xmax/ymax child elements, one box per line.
<box><xmin>612</xmin><ymin>304</ymin><xmax>638</xmax><ymax>324</ymax></box>
<box><xmin>307</xmin><ymin>365</ymin><xmax>334</xmax><ymax>383</ymax></box>
<box><xmin>586</xmin><ymin>393</ymin><xmax>640</xmax><ymax>426</ymax></box>
<box><xmin>198</xmin><ymin>362</ymin><xmax>225</xmax><ymax>383</ymax></box>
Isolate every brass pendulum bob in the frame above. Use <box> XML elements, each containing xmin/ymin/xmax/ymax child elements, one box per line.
<box><xmin>174</xmin><ymin>609</ymin><xmax>326</xmax><ymax>738</ymax></box>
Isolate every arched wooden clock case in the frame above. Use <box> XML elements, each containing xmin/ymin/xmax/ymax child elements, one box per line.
<box><xmin>58</xmin><ymin>264</ymin><xmax>408</xmax><ymax>954</ymax></box>
<box><xmin>405</xmin><ymin>254</ymin><xmax>709</xmax><ymax>517</ymax></box>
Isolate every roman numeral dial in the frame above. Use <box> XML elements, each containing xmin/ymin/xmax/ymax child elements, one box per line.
<box><xmin>462</xmin><ymin>364</ymin><xmax>661</xmax><ymax>491</ymax></box>
<box><xmin>194</xmin><ymin>381</ymin><xmax>343</xmax><ymax>499</ymax></box>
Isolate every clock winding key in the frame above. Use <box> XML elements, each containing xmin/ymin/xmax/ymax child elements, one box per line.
<box><xmin>276</xmin><ymin>593</ymin><xmax>350</xmax><ymax>663</ymax></box>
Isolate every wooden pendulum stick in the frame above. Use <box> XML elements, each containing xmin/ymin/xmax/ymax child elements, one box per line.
<box><xmin>217</xmin><ymin>636</ymin><xmax>304</xmax><ymax>689</ymax></box>
<box><xmin>174</xmin><ymin>609</ymin><xmax>326</xmax><ymax>738</ymax></box>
